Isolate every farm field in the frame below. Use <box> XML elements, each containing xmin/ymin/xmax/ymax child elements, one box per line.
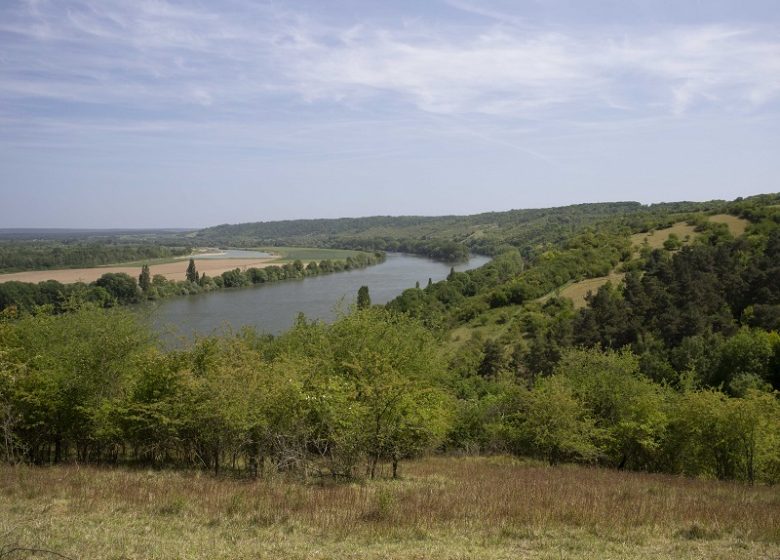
<box><xmin>0</xmin><ymin>257</ymin><xmax>275</xmax><ymax>284</ymax></box>
<box><xmin>1</xmin><ymin>456</ymin><xmax>777</xmax><ymax>560</ymax></box>
<box><xmin>0</xmin><ymin>247</ymin><xmax>372</xmax><ymax>285</ymax></box>
<box><xmin>257</xmin><ymin>246</ymin><xmax>369</xmax><ymax>262</ymax></box>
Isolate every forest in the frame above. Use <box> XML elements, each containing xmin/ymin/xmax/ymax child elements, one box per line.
<box><xmin>0</xmin><ymin>241</ymin><xmax>191</xmax><ymax>273</ymax></box>
<box><xmin>1</xmin><ymin>193</ymin><xmax>779</xmax><ymax>485</ymax></box>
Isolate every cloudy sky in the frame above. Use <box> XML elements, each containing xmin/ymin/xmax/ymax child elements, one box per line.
<box><xmin>1</xmin><ymin>0</ymin><xmax>779</xmax><ymax>228</ymax></box>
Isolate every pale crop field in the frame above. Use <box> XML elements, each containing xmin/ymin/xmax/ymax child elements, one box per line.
<box><xmin>0</xmin><ymin>257</ymin><xmax>276</xmax><ymax>284</ymax></box>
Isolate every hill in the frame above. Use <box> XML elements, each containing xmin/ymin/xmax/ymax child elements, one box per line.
<box><xmin>193</xmin><ymin>200</ymin><xmax>727</xmax><ymax>260</ymax></box>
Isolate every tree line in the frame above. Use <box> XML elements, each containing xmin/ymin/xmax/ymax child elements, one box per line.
<box><xmin>0</xmin><ymin>241</ymin><xmax>191</xmax><ymax>273</ymax></box>
<box><xmin>0</xmin><ymin>304</ymin><xmax>777</xmax><ymax>483</ymax></box>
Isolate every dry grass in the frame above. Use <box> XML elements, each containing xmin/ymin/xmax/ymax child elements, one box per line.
<box><xmin>0</xmin><ymin>258</ymin><xmax>275</xmax><ymax>285</ymax></box>
<box><xmin>630</xmin><ymin>222</ymin><xmax>699</xmax><ymax>250</ymax></box>
<box><xmin>556</xmin><ymin>272</ymin><xmax>626</xmax><ymax>309</ymax></box>
<box><xmin>1</xmin><ymin>456</ymin><xmax>778</xmax><ymax>559</ymax></box>
<box><xmin>708</xmin><ymin>214</ymin><xmax>749</xmax><ymax>237</ymax></box>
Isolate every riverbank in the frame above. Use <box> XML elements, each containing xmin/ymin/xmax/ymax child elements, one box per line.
<box><xmin>0</xmin><ymin>249</ymin><xmax>387</xmax><ymax>315</ymax></box>
<box><xmin>151</xmin><ymin>253</ymin><xmax>491</xmax><ymax>337</ymax></box>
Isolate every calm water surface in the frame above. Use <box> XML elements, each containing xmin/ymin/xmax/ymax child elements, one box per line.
<box><xmin>151</xmin><ymin>253</ymin><xmax>490</xmax><ymax>339</ymax></box>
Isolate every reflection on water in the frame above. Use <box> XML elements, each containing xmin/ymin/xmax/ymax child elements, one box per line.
<box><xmin>151</xmin><ymin>253</ymin><xmax>490</xmax><ymax>340</ymax></box>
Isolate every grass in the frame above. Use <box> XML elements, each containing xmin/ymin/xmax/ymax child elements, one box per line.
<box><xmin>1</xmin><ymin>456</ymin><xmax>778</xmax><ymax>559</ymax></box>
<box><xmin>630</xmin><ymin>222</ymin><xmax>699</xmax><ymax>250</ymax></box>
<box><xmin>537</xmin><ymin>272</ymin><xmax>626</xmax><ymax>310</ymax></box>
<box><xmin>254</xmin><ymin>246</ymin><xmax>370</xmax><ymax>263</ymax></box>
<box><xmin>708</xmin><ymin>214</ymin><xmax>749</xmax><ymax>237</ymax></box>
<box><xmin>448</xmin><ymin>305</ymin><xmax>521</xmax><ymax>348</ymax></box>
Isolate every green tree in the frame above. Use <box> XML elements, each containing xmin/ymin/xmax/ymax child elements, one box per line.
<box><xmin>138</xmin><ymin>264</ymin><xmax>151</xmax><ymax>293</ymax></box>
<box><xmin>357</xmin><ymin>286</ymin><xmax>371</xmax><ymax>309</ymax></box>
<box><xmin>521</xmin><ymin>375</ymin><xmax>599</xmax><ymax>465</ymax></box>
<box><xmin>325</xmin><ymin>308</ymin><xmax>452</xmax><ymax>478</ymax></box>
<box><xmin>186</xmin><ymin>258</ymin><xmax>199</xmax><ymax>283</ymax></box>
<box><xmin>94</xmin><ymin>273</ymin><xmax>141</xmax><ymax>305</ymax></box>
<box><xmin>556</xmin><ymin>347</ymin><xmax>669</xmax><ymax>470</ymax></box>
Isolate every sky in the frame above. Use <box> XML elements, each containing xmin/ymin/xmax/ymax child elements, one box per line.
<box><xmin>1</xmin><ymin>0</ymin><xmax>779</xmax><ymax>228</ymax></box>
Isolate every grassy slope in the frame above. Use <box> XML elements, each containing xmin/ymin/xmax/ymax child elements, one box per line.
<box><xmin>537</xmin><ymin>214</ymin><xmax>749</xmax><ymax>309</ymax></box>
<box><xmin>192</xmin><ymin>202</ymin><xmax>662</xmax><ymax>251</ymax></box>
<box><xmin>2</xmin><ymin>456</ymin><xmax>777</xmax><ymax>560</ymax></box>
<box><xmin>446</xmin><ymin>214</ymin><xmax>752</xmax><ymax>346</ymax></box>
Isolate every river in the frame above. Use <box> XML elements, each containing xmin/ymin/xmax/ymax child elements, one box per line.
<box><xmin>150</xmin><ymin>253</ymin><xmax>490</xmax><ymax>339</ymax></box>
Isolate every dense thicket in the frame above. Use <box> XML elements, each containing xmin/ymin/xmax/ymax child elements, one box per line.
<box><xmin>0</xmin><ymin>241</ymin><xmax>191</xmax><ymax>273</ymax></box>
<box><xmin>0</xmin><ymin>307</ymin><xmax>451</xmax><ymax>479</ymax></box>
<box><xmin>1</xmin><ymin>305</ymin><xmax>778</xmax><ymax>483</ymax></box>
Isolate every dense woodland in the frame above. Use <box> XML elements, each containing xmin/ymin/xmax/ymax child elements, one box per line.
<box><xmin>0</xmin><ymin>241</ymin><xmax>191</xmax><ymax>273</ymax></box>
<box><xmin>1</xmin><ymin>193</ymin><xmax>779</xmax><ymax>484</ymax></box>
<box><xmin>193</xmin><ymin>200</ymin><xmax>724</xmax><ymax>259</ymax></box>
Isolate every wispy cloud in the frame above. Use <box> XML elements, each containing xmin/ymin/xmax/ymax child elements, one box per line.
<box><xmin>1</xmin><ymin>0</ymin><xmax>779</xmax><ymax>123</ymax></box>
<box><xmin>279</xmin><ymin>21</ymin><xmax>780</xmax><ymax>118</ymax></box>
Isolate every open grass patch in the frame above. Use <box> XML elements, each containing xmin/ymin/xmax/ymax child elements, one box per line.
<box><xmin>1</xmin><ymin>456</ymin><xmax>778</xmax><ymax>559</ymax></box>
<box><xmin>254</xmin><ymin>246</ymin><xmax>371</xmax><ymax>263</ymax></box>
<box><xmin>708</xmin><ymin>214</ymin><xmax>749</xmax><ymax>237</ymax></box>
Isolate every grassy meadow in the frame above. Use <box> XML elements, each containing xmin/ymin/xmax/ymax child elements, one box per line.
<box><xmin>255</xmin><ymin>246</ymin><xmax>372</xmax><ymax>263</ymax></box>
<box><xmin>2</xmin><ymin>456</ymin><xmax>778</xmax><ymax>560</ymax></box>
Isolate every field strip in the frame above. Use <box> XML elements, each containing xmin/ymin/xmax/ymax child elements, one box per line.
<box><xmin>0</xmin><ymin>258</ymin><xmax>279</xmax><ymax>284</ymax></box>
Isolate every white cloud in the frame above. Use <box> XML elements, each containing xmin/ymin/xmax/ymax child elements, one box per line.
<box><xmin>0</xmin><ymin>1</ymin><xmax>779</xmax><ymax>124</ymax></box>
<box><xmin>277</xmin><ymin>22</ymin><xmax>780</xmax><ymax>117</ymax></box>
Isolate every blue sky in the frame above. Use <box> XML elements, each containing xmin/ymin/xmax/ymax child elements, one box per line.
<box><xmin>1</xmin><ymin>0</ymin><xmax>779</xmax><ymax>228</ymax></box>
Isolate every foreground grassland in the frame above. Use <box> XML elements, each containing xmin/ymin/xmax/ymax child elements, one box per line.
<box><xmin>2</xmin><ymin>457</ymin><xmax>778</xmax><ymax>560</ymax></box>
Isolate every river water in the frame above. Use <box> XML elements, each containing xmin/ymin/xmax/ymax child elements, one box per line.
<box><xmin>150</xmin><ymin>253</ymin><xmax>490</xmax><ymax>339</ymax></box>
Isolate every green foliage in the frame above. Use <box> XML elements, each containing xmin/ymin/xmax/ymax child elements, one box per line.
<box><xmin>555</xmin><ymin>348</ymin><xmax>669</xmax><ymax>470</ymax></box>
<box><xmin>357</xmin><ymin>286</ymin><xmax>371</xmax><ymax>310</ymax></box>
<box><xmin>520</xmin><ymin>375</ymin><xmax>599</xmax><ymax>465</ymax></box>
<box><xmin>3</xmin><ymin>192</ymin><xmax>780</xmax><ymax>485</ymax></box>
<box><xmin>186</xmin><ymin>258</ymin><xmax>199</xmax><ymax>283</ymax></box>
<box><xmin>0</xmin><ymin>240</ymin><xmax>191</xmax><ymax>274</ymax></box>
<box><xmin>95</xmin><ymin>272</ymin><xmax>141</xmax><ymax>305</ymax></box>
<box><xmin>138</xmin><ymin>264</ymin><xmax>151</xmax><ymax>293</ymax></box>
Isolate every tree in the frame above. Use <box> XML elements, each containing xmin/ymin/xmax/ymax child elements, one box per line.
<box><xmin>357</xmin><ymin>286</ymin><xmax>371</xmax><ymax>309</ymax></box>
<box><xmin>94</xmin><ymin>273</ymin><xmax>141</xmax><ymax>305</ymax></box>
<box><xmin>138</xmin><ymin>265</ymin><xmax>151</xmax><ymax>293</ymax></box>
<box><xmin>556</xmin><ymin>347</ymin><xmax>668</xmax><ymax>470</ymax></box>
<box><xmin>521</xmin><ymin>375</ymin><xmax>599</xmax><ymax>465</ymax></box>
<box><xmin>325</xmin><ymin>308</ymin><xmax>451</xmax><ymax>478</ymax></box>
<box><xmin>186</xmin><ymin>258</ymin><xmax>198</xmax><ymax>283</ymax></box>
<box><xmin>477</xmin><ymin>339</ymin><xmax>505</xmax><ymax>378</ymax></box>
